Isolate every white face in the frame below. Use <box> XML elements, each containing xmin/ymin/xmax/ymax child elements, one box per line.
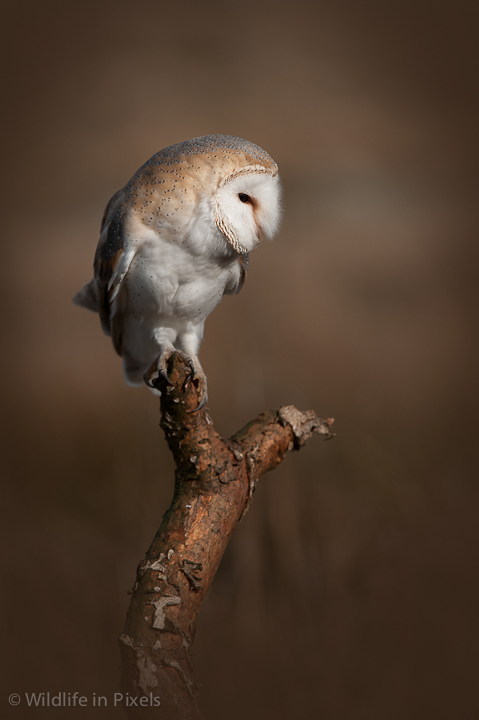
<box><xmin>214</xmin><ymin>166</ymin><xmax>281</xmax><ymax>254</ymax></box>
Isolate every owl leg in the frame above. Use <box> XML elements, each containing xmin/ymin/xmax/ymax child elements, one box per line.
<box><xmin>143</xmin><ymin>327</ymin><xmax>205</xmax><ymax>410</ymax></box>
<box><xmin>143</xmin><ymin>345</ymin><xmax>173</xmax><ymax>390</ymax></box>
<box><xmin>177</xmin><ymin>327</ymin><xmax>208</xmax><ymax>413</ymax></box>
<box><xmin>143</xmin><ymin>328</ymin><xmax>181</xmax><ymax>392</ymax></box>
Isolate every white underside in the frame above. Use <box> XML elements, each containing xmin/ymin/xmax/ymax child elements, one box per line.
<box><xmin>114</xmin><ymin>206</ymin><xmax>241</xmax><ymax>385</ymax></box>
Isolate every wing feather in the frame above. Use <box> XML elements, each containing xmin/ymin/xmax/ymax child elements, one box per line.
<box><xmin>93</xmin><ymin>189</ymin><xmax>132</xmax><ymax>337</ymax></box>
<box><xmin>223</xmin><ymin>253</ymin><xmax>249</xmax><ymax>295</ymax></box>
<box><xmin>236</xmin><ymin>253</ymin><xmax>249</xmax><ymax>294</ymax></box>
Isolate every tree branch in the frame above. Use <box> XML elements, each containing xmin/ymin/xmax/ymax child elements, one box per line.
<box><xmin>119</xmin><ymin>354</ymin><xmax>334</xmax><ymax>719</ymax></box>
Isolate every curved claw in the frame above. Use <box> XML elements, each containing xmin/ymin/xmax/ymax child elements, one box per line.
<box><xmin>144</xmin><ymin>367</ymin><xmax>174</xmax><ymax>389</ymax></box>
<box><xmin>188</xmin><ymin>393</ymin><xmax>208</xmax><ymax>414</ymax></box>
<box><xmin>159</xmin><ymin>369</ymin><xmax>175</xmax><ymax>387</ymax></box>
<box><xmin>186</xmin><ymin>368</ymin><xmax>208</xmax><ymax>413</ymax></box>
<box><xmin>143</xmin><ymin>373</ymin><xmax>158</xmax><ymax>389</ymax></box>
<box><xmin>143</xmin><ymin>352</ymin><xmax>175</xmax><ymax>390</ymax></box>
<box><xmin>181</xmin><ymin>357</ymin><xmax>196</xmax><ymax>392</ymax></box>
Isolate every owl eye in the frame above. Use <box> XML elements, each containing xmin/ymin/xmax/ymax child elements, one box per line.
<box><xmin>238</xmin><ymin>193</ymin><xmax>251</xmax><ymax>204</ymax></box>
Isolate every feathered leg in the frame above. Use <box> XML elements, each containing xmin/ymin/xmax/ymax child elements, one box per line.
<box><xmin>143</xmin><ymin>325</ymin><xmax>208</xmax><ymax>412</ymax></box>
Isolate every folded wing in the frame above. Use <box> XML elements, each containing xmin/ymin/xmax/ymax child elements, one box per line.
<box><xmin>73</xmin><ymin>188</ymin><xmax>136</xmax><ymax>355</ymax></box>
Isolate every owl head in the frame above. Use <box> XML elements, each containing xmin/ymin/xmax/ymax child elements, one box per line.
<box><xmin>214</xmin><ymin>161</ymin><xmax>281</xmax><ymax>254</ymax></box>
<box><xmin>131</xmin><ymin>135</ymin><xmax>281</xmax><ymax>255</ymax></box>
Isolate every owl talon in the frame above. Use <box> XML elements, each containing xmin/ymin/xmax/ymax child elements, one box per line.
<box><xmin>143</xmin><ymin>352</ymin><xmax>175</xmax><ymax>390</ymax></box>
<box><xmin>181</xmin><ymin>358</ymin><xmax>196</xmax><ymax>391</ymax></box>
<box><xmin>143</xmin><ymin>350</ymin><xmax>207</xmax><ymax>412</ymax></box>
<box><xmin>189</xmin><ymin>393</ymin><xmax>208</xmax><ymax>414</ymax></box>
<box><xmin>187</xmin><ymin>372</ymin><xmax>208</xmax><ymax>413</ymax></box>
<box><xmin>182</xmin><ymin>375</ymin><xmax>192</xmax><ymax>392</ymax></box>
<box><xmin>159</xmin><ymin>369</ymin><xmax>174</xmax><ymax>386</ymax></box>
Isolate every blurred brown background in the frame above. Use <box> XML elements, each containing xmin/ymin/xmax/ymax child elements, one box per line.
<box><xmin>2</xmin><ymin>0</ymin><xmax>478</xmax><ymax>717</ymax></box>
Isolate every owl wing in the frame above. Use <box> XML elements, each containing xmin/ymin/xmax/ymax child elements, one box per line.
<box><xmin>74</xmin><ymin>188</ymin><xmax>137</xmax><ymax>352</ymax></box>
<box><xmin>93</xmin><ymin>188</ymin><xmax>132</xmax><ymax>338</ymax></box>
<box><xmin>237</xmin><ymin>253</ymin><xmax>249</xmax><ymax>294</ymax></box>
<box><xmin>224</xmin><ymin>253</ymin><xmax>249</xmax><ymax>295</ymax></box>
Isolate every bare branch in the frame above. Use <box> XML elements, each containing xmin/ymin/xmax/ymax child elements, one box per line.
<box><xmin>119</xmin><ymin>354</ymin><xmax>334</xmax><ymax>718</ymax></box>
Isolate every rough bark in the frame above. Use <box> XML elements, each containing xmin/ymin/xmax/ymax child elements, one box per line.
<box><xmin>119</xmin><ymin>354</ymin><xmax>334</xmax><ymax>719</ymax></box>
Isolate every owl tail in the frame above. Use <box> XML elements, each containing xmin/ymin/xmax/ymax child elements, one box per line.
<box><xmin>73</xmin><ymin>279</ymin><xmax>99</xmax><ymax>312</ymax></box>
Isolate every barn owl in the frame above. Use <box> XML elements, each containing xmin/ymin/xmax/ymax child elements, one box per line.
<box><xmin>74</xmin><ymin>134</ymin><xmax>281</xmax><ymax>410</ymax></box>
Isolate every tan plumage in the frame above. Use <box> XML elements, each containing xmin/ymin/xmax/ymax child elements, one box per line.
<box><xmin>74</xmin><ymin>135</ymin><xmax>281</xmax><ymax>409</ymax></box>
